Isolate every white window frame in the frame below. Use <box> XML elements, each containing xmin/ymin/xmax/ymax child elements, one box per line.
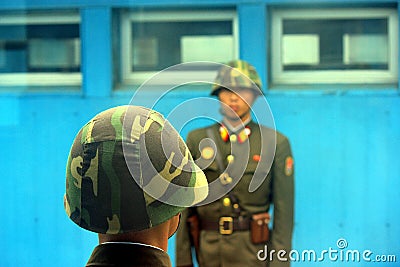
<box><xmin>121</xmin><ymin>10</ymin><xmax>239</xmax><ymax>85</ymax></box>
<box><xmin>0</xmin><ymin>13</ymin><xmax>81</xmax><ymax>86</ymax></box>
<box><xmin>271</xmin><ymin>8</ymin><xmax>398</xmax><ymax>85</ymax></box>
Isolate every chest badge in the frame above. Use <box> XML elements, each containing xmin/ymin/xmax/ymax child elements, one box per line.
<box><xmin>285</xmin><ymin>156</ymin><xmax>294</xmax><ymax>176</ymax></box>
<box><xmin>253</xmin><ymin>154</ymin><xmax>261</xmax><ymax>162</ymax></box>
<box><xmin>201</xmin><ymin>146</ymin><xmax>215</xmax><ymax>160</ymax></box>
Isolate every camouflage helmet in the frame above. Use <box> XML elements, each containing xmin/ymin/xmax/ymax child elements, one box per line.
<box><xmin>64</xmin><ymin>105</ymin><xmax>208</xmax><ymax>234</ymax></box>
<box><xmin>211</xmin><ymin>59</ymin><xmax>263</xmax><ymax>96</ymax></box>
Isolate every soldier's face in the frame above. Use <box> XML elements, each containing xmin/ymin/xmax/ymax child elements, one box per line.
<box><xmin>218</xmin><ymin>88</ymin><xmax>255</xmax><ymax>121</ymax></box>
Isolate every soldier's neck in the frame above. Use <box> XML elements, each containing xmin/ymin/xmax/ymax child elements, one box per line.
<box><xmin>223</xmin><ymin>116</ymin><xmax>251</xmax><ymax>132</ymax></box>
<box><xmin>98</xmin><ymin>222</ymin><xmax>171</xmax><ymax>252</ymax></box>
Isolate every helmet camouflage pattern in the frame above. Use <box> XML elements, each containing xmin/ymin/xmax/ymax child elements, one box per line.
<box><xmin>64</xmin><ymin>105</ymin><xmax>208</xmax><ymax>234</ymax></box>
<box><xmin>211</xmin><ymin>59</ymin><xmax>263</xmax><ymax>96</ymax></box>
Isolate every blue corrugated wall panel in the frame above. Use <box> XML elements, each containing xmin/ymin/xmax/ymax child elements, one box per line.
<box><xmin>1</xmin><ymin>0</ymin><xmax>400</xmax><ymax>266</ymax></box>
<box><xmin>271</xmin><ymin>94</ymin><xmax>400</xmax><ymax>266</ymax></box>
<box><xmin>0</xmin><ymin>92</ymin><xmax>399</xmax><ymax>266</ymax></box>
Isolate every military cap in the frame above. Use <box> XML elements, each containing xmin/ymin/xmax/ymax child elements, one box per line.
<box><xmin>64</xmin><ymin>105</ymin><xmax>208</xmax><ymax>234</ymax></box>
<box><xmin>211</xmin><ymin>59</ymin><xmax>263</xmax><ymax>96</ymax></box>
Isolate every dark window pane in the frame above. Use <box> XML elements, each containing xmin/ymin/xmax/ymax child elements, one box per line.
<box><xmin>0</xmin><ymin>23</ymin><xmax>80</xmax><ymax>73</ymax></box>
<box><xmin>282</xmin><ymin>18</ymin><xmax>388</xmax><ymax>71</ymax></box>
<box><xmin>131</xmin><ymin>20</ymin><xmax>232</xmax><ymax>71</ymax></box>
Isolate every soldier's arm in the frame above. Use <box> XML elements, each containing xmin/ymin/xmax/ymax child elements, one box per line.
<box><xmin>270</xmin><ymin>134</ymin><xmax>294</xmax><ymax>267</ymax></box>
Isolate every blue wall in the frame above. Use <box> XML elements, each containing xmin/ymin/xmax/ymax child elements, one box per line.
<box><xmin>0</xmin><ymin>1</ymin><xmax>399</xmax><ymax>266</ymax></box>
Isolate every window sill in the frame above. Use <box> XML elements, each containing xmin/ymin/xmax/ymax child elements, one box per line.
<box><xmin>265</xmin><ymin>84</ymin><xmax>399</xmax><ymax>96</ymax></box>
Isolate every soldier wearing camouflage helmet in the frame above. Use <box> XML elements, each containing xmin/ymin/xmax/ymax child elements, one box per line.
<box><xmin>211</xmin><ymin>59</ymin><xmax>263</xmax><ymax>97</ymax></box>
<box><xmin>176</xmin><ymin>60</ymin><xmax>294</xmax><ymax>267</ymax></box>
<box><xmin>64</xmin><ymin>105</ymin><xmax>208</xmax><ymax>267</ymax></box>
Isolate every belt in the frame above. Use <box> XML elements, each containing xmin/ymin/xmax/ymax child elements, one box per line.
<box><xmin>200</xmin><ymin>216</ymin><xmax>250</xmax><ymax>235</ymax></box>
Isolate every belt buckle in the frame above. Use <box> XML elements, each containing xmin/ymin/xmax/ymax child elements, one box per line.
<box><xmin>219</xmin><ymin>217</ymin><xmax>233</xmax><ymax>235</ymax></box>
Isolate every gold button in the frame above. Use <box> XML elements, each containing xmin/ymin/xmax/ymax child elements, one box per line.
<box><xmin>233</xmin><ymin>203</ymin><xmax>239</xmax><ymax>209</ymax></box>
<box><xmin>201</xmin><ymin>147</ymin><xmax>214</xmax><ymax>160</ymax></box>
<box><xmin>227</xmin><ymin>154</ymin><xmax>234</xmax><ymax>163</ymax></box>
<box><xmin>223</xmin><ymin>197</ymin><xmax>231</xmax><ymax>206</ymax></box>
<box><xmin>230</xmin><ymin>134</ymin><xmax>237</xmax><ymax>142</ymax></box>
<box><xmin>219</xmin><ymin>173</ymin><xmax>233</xmax><ymax>185</ymax></box>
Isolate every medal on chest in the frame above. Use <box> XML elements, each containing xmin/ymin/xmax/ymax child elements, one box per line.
<box><xmin>219</xmin><ymin>125</ymin><xmax>251</xmax><ymax>143</ymax></box>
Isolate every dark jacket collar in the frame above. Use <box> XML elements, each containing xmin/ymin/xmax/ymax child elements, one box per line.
<box><xmin>86</xmin><ymin>242</ymin><xmax>172</xmax><ymax>267</ymax></box>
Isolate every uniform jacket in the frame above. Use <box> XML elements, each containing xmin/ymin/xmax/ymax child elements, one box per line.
<box><xmin>86</xmin><ymin>242</ymin><xmax>172</xmax><ymax>267</ymax></box>
<box><xmin>176</xmin><ymin>121</ymin><xmax>294</xmax><ymax>267</ymax></box>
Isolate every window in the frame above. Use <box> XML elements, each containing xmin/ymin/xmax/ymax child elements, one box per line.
<box><xmin>0</xmin><ymin>12</ymin><xmax>81</xmax><ymax>86</ymax></box>
<box><xmin>121</xmin><ymin>10</ymin><xmax>238</xmax><ymax>85</ymax></box>
<box><xmin>271</xmin><ymin>8</ymin><xmax>398</xmax><ymax>85</ymax></box>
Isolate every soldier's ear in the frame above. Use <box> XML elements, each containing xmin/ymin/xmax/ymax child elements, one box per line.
<box><xmin>168</xmin><ymin>213</ymin><xmax>181</xmax><ymax>238</ymax></box>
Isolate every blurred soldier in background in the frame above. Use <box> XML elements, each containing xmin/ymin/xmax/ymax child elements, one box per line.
<box><xmin>64</xmin><ymin>105</ymin><xmax>208</xmax><ymax>267</ymax></box>
<box><xmin>176</xmin><ymin>60</ymin><xmax>294</xmax><ymax>267</ymax></box>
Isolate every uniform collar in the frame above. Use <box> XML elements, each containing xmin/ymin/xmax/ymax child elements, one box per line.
<box><xmin>222</xmin><ymin>117</ymin><xmax>251</xmax><ymax>133</ymax></box>
<box><xmin>101</xmin><ymin>241</ymin><xmax>164</xmax><ymax>252</ymax></box>
<box><xmin>87</xmin><ymin>242</ymin><xmax>172</xmax><ymax>267</ymax></box>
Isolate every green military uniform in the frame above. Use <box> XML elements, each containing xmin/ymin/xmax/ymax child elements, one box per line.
<box><xmin>176</xmin><ymin>60</ymin><xmax>294</xmax><ymax>267</ymax></box>
<box><xmin>176</xmin><ymin>122</ymin><xmax>294</xmax><ymax>267</ymax></box>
